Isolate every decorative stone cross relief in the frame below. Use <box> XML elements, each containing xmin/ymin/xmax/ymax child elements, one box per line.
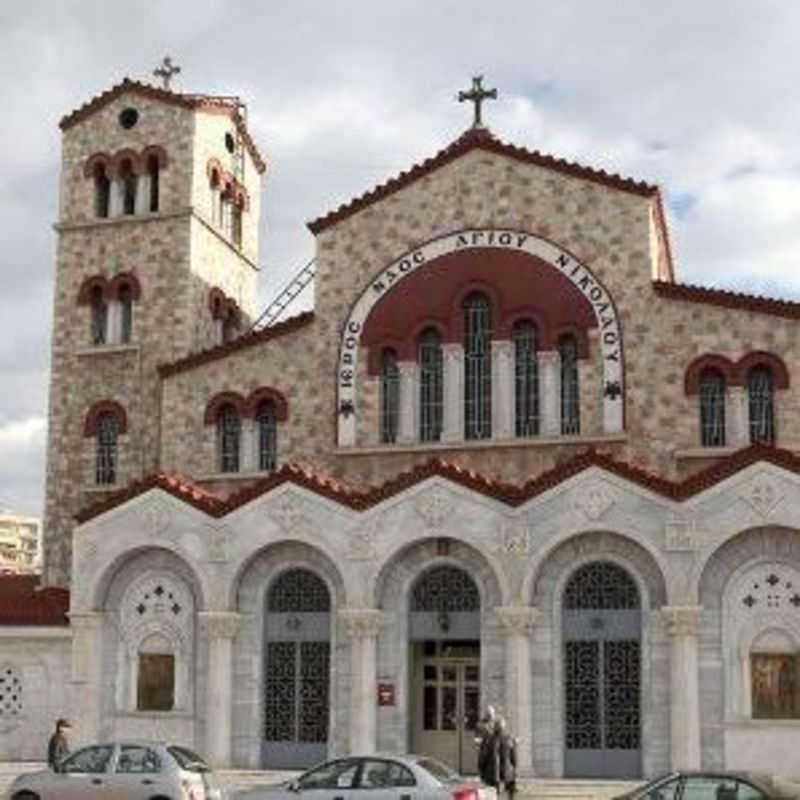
<box><xmin>414</xmin><ymin>487</ymin><xmax>454</xmax><ymax>531</ymax></box>
<box><xmin>153</xmin><ymin>56</ymin><xmax>181</xmax><ymax>90</ymax></box>
<box><xmin>457</xmin><ymin>75</ymin><xmax>498</xmax><ymax>129</ymax></box>
<box><xmin>574</xmin><ymin>481</ymin><xmax>616</xmax><ymax>521</ymax></box>
<box><xmin>740</xmin><ymin>473</ymin><xmax>784</xmax><ymax>519</ymax></box>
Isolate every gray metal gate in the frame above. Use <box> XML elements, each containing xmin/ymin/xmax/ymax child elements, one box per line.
<box><xmin>262</xmin><ymin>568</ymin><xmax>330</xmax><ymax>769</ymax></box>
<box><xmin>562</xmin><ymin>562</ymin><xmax>641</xmax><ymax>778</ymax></box>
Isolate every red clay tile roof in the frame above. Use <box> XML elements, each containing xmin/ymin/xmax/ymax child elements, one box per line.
<box><xmin>76</xmin><ymin>443</ymin><xmax>800</xmax><ymax>524</ymax></box>
<box><xmin>0</xmin><ymin>575</ymin><xmax>69</xmax><ymax>626</ymax></box>
<box><xmin>307</xmin><ymin>127</ymin><xmax>660</xmax><ymax>234</ymax></box>
<box><xmin>59</xmin><ymin>78</ymin><xmax>266</xmax><ymax>174</ymax></box>
<box><xmin>158</xmin><ymin>311</ymin><xmax>315</xmax><ymax>378</ymax></box>
<box><xmin>654</xmin><ymin>280</ymin><xmax>800</xmax><ymax>319</ymax></box>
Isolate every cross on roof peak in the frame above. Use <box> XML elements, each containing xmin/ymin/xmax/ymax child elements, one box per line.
<box><xmin>153</xmin><ymin>56</ymin><xmax>181</xmax><ymax>91</ymax></box>
<box><xmin>458</xmin><ymin>75</ymin><xmax>498</xmax><ymax>129</ymax></box>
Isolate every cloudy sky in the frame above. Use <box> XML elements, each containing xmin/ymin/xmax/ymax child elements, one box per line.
<box><xmin>2</xmin><ymin>0</ymin><xmax>800</xmax><ymax>517</ymax></box>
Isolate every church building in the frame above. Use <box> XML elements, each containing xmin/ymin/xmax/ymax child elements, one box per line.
<box><xmin>2</xmin><ymin>72</ymin><xmax>800</xmax><ymax>781</ymax></box>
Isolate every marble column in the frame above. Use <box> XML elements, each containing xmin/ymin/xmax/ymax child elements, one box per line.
<box><xmin>538</xmin><ymin>351</ymin><xmax>561</xmax><ymax>436</ymax></box>
<box><xmin>109</xmin><ymin>179</ymin><xmax>123</xmax><ymax>217</ymax></box>
<box><xmin>492</xmin><ymin>341</ymin><xmax>514</xmax><ymax>439</ymax></box>
<box><xmin>442</xmin><ymin>344</ymin><xmax>464</xmax><ymax>442</ymax></box>
<box><xmin>135</xmin><ymin>173</ymin><xmax>151</xmax><ymax>215</ymax></box>
<box><xmin>397</xmin><ymin>361</ymin><xmax>418</xmax><ymax>444</ymax></box>
<box><xmin>68</xmin><ymin>611</ymin><xmax>106</xmax><ymax>745</ymax></box>
<box><xmin>199</xmin><ymin>611</ymin><xmax>241</xmax><ymax>768</ymax></box>
<box><xmin>727</xmin><ymin>387</ymin><xmax>749</xmax><ymax>447</ymax></box>
<box><xmin>494</xmin><ymin>605</ymin><xmax>541</xmax><ymax>775</ymax></box>
<box><xmin>340</xmin><ymin>608</ymin><xmax>384</xmax><ymax>754</ymax></box>
<box><xmin>662</xmin><ymin>606</ymin><xmax>702</xmax><ymax>770</ymax></box>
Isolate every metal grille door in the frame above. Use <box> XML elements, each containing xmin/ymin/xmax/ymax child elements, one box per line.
<box><xmin>263</xmin><ymin>569</ymin><xmax>331</xmax><ymax>768</ymax></box>
<box><xmin>563</xmin><ymin>562</ymin><xmax>641</xmax><ymax>778</ymax></box>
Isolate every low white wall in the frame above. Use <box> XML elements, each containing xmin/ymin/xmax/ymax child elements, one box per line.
<box><xmin>724</xmin><ymin>725</ymin><xmax>800</xmax><ymax>779</ymax></box>
<box><xmin>0</xmin><ymin>627</ymin><xmax>71</xmax><ymax>761</ymax></box>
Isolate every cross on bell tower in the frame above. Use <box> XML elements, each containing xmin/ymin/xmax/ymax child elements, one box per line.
<box><xmin>153</xmin><ymin>56</ymin><xmax>181</xmax><ymax>90</ymax></box>
<box><xmin>458</xmin><ymin>75</ymin><xmax>498</xmax><ymax>129</ymax></box>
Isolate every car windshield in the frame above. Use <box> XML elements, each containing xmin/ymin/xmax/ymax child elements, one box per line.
<box><xmin>168</xmin><ymin>746</ymin><xmax>210</xmax><ymax>772</ymax></box>
<box><xmin>415</xmin><ymin>757</ymin><xmax>460</xmax><ymax>783</ymax></box>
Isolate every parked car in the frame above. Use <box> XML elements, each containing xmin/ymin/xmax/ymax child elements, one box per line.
<box><xmin>612</xmin><ymin>771</ymin><xmax>798</xmax><ymax>800</ymax></box>
<box><xmin>235</xmin><ymin>754</ymin><xmax>495</xmax><ymax>800</ymax></box>
<box><xmin>7</xmin><ymin>740</ymin><xmax>225</xmax><ymax>800</ymax></box>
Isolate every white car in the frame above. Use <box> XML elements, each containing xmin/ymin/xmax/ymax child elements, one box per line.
<box><xmin>235</xmin><ymin>754</ymin><xmax>495</xmax><ymax>800</ymax></box>
<box><xmin>7</xmin><ymin>740</ymin><xmax>225</xmax><ymax>800</ymax></box>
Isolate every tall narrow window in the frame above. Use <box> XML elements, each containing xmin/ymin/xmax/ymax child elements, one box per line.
<box><xmin>232</xmin><ymin>202</ymin><xmax>243</xmax><ymax>247</ymax></box>
<box><xmin>222</xmin><ymin>314</ymin><xmax>239</xmax><ymax>344</ymax></box>
<box><xmin>218</xmin><ymin>191</ymin><xmax>226</xmax><ymax>231</ymax></box>
<box><xmin>419</xmin><ymin>329</ymin><xmax>443</xmax><ymax>442</ymax></box>
<box><xmin>91</xmin><ymin>286</ymin><xmax>108</xmax><ymax>345</ymax></box>
<box><xmin>257</xmin><ymin>401</ymin><xmax>277</xmax><ymax>471</ymax></box>
<box><xmin>560</xmin><ymin>335</ymin><xmax>580</xmax><ymax>435</ymax></box>
<box><xmin>147</xmin><ymin>155</ymin><xmax>160</xmax><ymax>213</ymax></box>
<box><xmin>217</xmin><ymin>404</ymin><xmax>241</xmax><ymax>473</ymax></box>
<box><xmin>464</xmin><ymin>293</ymin><xmax>492</xmax><ymax>440</ymax></box>
<box><xmin>210</xmin><ymin>171</ymin><xmax>220</xmax><ymax>226</ymax></box>
<box><xmin>748</xmin><ymin>366</ymin><xmax>775</xmax><ymax>445</ymax></box>
<box><xmin>380</xmin><ymin>349</ymin><xmax>400</xmax><ymax>444</ymax></box>
<box><xmin>96</xmin><ymin>412</ymin><xmax>119</xmax><ymax>485</ymax></box>
<box><xmin>699</xmin><ymin>368</ymin><xmax>726</xmax><ymax>446</ymax></box>
<box><xmin>513</xmin><ymin>320</ymin><xmax>539</xmax><ymax>437</ymax></box>
<box><xmin>94</xmin><ymin>163</ymin><xmax>110</xmax><ymax>218</ymax></box>
<box><xmin>119</xmin><ymin>159</ymin><xmax>137</xmax><ymax>215</ymax></box>
<box><xmin>119</xmin><ymin>285</ymin><xmax>133</xmax><ymax>344</ymax></box>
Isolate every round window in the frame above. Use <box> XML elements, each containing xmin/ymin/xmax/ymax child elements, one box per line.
<box><xmin>119</xmin><ymin>108</ymin><xmax>139</xmax><ymax>129</ymax></box>
<box><xmin>225</xmin><ymin>132</ymin><xmax>235</xmax><ymax>153</ymax></box>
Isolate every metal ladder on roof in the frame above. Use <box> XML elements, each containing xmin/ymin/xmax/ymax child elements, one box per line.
<box><xmin>250</xmin><ymin>257</ymin><xmax>317</xmax><ymax>330</ymax></box>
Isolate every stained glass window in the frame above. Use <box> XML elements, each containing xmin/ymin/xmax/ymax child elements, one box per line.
<box><xmin>96</xmin><ymin>412</ymin><xmax>118</xmax><ymax>485</ymax></box>
<box><xmin>381</xmin><ymin>349</ymin><xmax>400</xmax><ymax>444</ymax></box>
<box><xmin>748</xmin><ymin>366</ymin><xmax>775</xmax><ymax>445</ymax></box>
<box><xmin>217</xmin><ymin>404</ymin><xmax>241</xmax><ymax>473</ymax></box>
<box><xmin>419</xmin><ymin>329</ymin><xmax>443</xmax><ymax>442</ymax></box>
<box><xmin>513</xmin><ymin>320</ymin><xmax>539</xmax><ymax>437</ymax></box>
<box><xmin>464</xmin><ymin>294</ymin><xmax>492</xmax><ymax>440</ymax></box>
<box><xmin>257</xmin><ymin>401</ymin><xmax>277</xmax><ymax>471</ymax></box>
<box><xmin>699</xmin><ymin>369</ymin><xmax>726</xmax><ymax>446</ymax></box>
<box><xmin>560</xmin><ymin>335</ymin><xmax>580</xmax><ymax>435</ymax></box>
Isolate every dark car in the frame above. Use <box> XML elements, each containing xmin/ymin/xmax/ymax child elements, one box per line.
<box><xmin>613</xmin><ymin>771</ymin><xmax>798</xmax><ymax>800</ymax></box>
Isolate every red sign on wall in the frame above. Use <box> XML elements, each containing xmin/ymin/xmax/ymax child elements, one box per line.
<box><xmin>377</xmin><ymin>683</ymin><xmax>395</xmax><ymax>706</ymax></box>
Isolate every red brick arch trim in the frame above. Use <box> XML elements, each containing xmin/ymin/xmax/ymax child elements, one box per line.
<box><xmin>204</xmin><ymin>392</ymin><xmax>247</xmax><ymax>425</ymax></box>
<box><xmin>684</xmin><ymin>355</ymin><xmax>736</xmax><ymax>395</ymax></box>
<box><xmin>736</xmin><ymin>351</ymin><xmax>790</xmax><ymax>389</ymax></box>
<box><xmin>108</xmin><ymin>272</ymin><xmax>142</xmax><ymax>301</ymax></box>
<box><xmin>77</xmin><ymin>275</ymin><xmax>110</xmax><ymax>305</ymax></box>
<box><xmin>207</xmin><ymin>159</ymin><xmax>250</xmax><ymax>211</ymax></box>
<box><xmin>244</xmin><ymin>387</ymin><xmax>289</xmax><ymax>421</ymax></box>
<box><xmin>111</xmin><ymin>148</ymin><xmax>143</xmax><ymax>177</ymax></box>
<box><xmin>141</xmin><ymin>144</ymin><xmax>168</xmax><ymax>169</ymax></box>
<box><xmin>83</xmin><ymin>152</ymin><xmax>113</xmax><ymax>178</ymax></box>
<box><xmin>84</xmin><ymin>400</ymin><xmax>128</xmax><ymax>437</ymax></box>
<box><xmin>208</xmin><ymin>288</ymin><xmax>241</xmax><ymax>322</ymax></box>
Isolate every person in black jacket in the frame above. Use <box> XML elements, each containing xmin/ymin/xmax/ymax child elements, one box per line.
<box><xmin>476</xmin><ymin>712</ymin><xmax>517</xmax><ymax>799</ymax></box>
<box><xmin>47</xmin><ymin>718</ymin><xmax>72</xmax><ymax>770</ymax></box>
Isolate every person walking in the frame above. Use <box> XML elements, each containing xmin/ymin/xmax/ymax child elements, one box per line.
<box><xmin>47</xmin><ymin>718</ymin><xmax>72</xmax><ymax>770</ymax></box>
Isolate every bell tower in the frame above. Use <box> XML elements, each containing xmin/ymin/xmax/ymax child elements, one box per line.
<box><xmin>42</xmin><ymin>72</ymin><xmax>265</xmax><ymax>585</ymax></box>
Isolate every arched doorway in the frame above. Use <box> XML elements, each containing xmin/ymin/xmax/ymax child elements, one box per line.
<box><xmin>409</xmin><ymin>565</ymin><xmax>481</xmax><ymax>773</ymax></box>
<box><xmin>263</xmin><ymin>568</ymin><xmax>331</xmax><ymax>768</ymax></box>
<box><xmin>562</xmin><ymin>561</ymin><xmax>641</xmax><ymax>778</ymax></box>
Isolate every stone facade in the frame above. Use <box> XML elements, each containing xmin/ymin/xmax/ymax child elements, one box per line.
<box><xmin>4</xmin><ymin>79</ymin><xmax>800</xmax><ymax>781</ymax></box>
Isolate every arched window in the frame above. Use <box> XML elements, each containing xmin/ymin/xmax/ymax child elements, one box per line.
<box><xmin>217</xmin><ymin>403</ymin><xmax>241</xmax><ymax>473</ymax></box>
<box><xmin>147</xmin><ymin>155</ymin><xmax>160</xmax><ymax>213</ymax></box>
<box><xmin>699</xmin><ymin>368</ymin><xmax>726</xmax><ymax>446</ymax></box>
<box><xmin>209</xmin><ymin>170</ymin><xmax>221</xmax><ymax>226</ymax></box>
<box><xmin>232</xmin><ymin>201</ymin><xmax>243</xmax><ymax>247</ymax></box>
<box><xmin>222</xmin><ymin>314</ymin><xmax>239</xmax><ymax>344</ymax></box>
<box><xmin>95</xmin><ymin>412</ymin><xmax>119</xmax><ymax>485</ymax></box>
<box><xmin>748</xmin><ymin>366</ymin><xmax>775</xmax><ymax>445</ymax></box>
<box><xmin>380</xmin><ymin>349</ymin><xmax>400</xmax><ymax>444</ymax></box>
<box><xmin>119</xmin><ymin>284</ymin><xmax>133</xmax><ymax>344</ymax></box>
<box><xmin>90</xmin><ymin>285</ymin><xmax>108</xmax><ymax>346</ymax></box>
<box><xmin>463</xmin><ymin>293</ymin><xmax>492</xmax><ymax>440</ymax></box>
<box><xmin>419</xmin><ymin>328</ymin><xmax>443</xmax><ymax>442</ymax></box>
<box><xmin>119</xmin><ymin>159</ymin><xmax>137</xmax><ymax>216</ymax></box>
<box><xmin>513</xmin><ymin>320</ymin><xmax>539</xmax><ymax>437</ymax></box>
<box><xmin>93</xmin><ymin>163</ymin><xmax>110</xmax><ymax>218</ymax></box>
<box><xmin>257</xmin><ymin>400</ymin><xmax>278</xmax><ymax>472</ymax></box>
<box><xmin>560</xmin><ymin>334</ymin><xmax>580</xmax><ymax>435</ymax></box>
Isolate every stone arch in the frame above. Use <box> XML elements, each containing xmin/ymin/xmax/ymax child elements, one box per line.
<box><xmin>90</xmin><ymin>545</ymin><xmax>207</xmax><ymax>613</ymax></box>
<box><xmin>337</xmin><ymin>228</ymin><xmax>625</xmax><ymax>446</ymax></box>
<box><xmin>374</xmin><ymin>536</ymin><xmax>505</xmax><ymax>610</ymax></box>
<box><xmin>525</xmin><ymin>529</ymin><xmax>669</xmax><ymax>609</ymax></box>
<box><xmin>231</xmin><ymin>540</ymin><xmax>347</xmax><ymax>768</ymax></box>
